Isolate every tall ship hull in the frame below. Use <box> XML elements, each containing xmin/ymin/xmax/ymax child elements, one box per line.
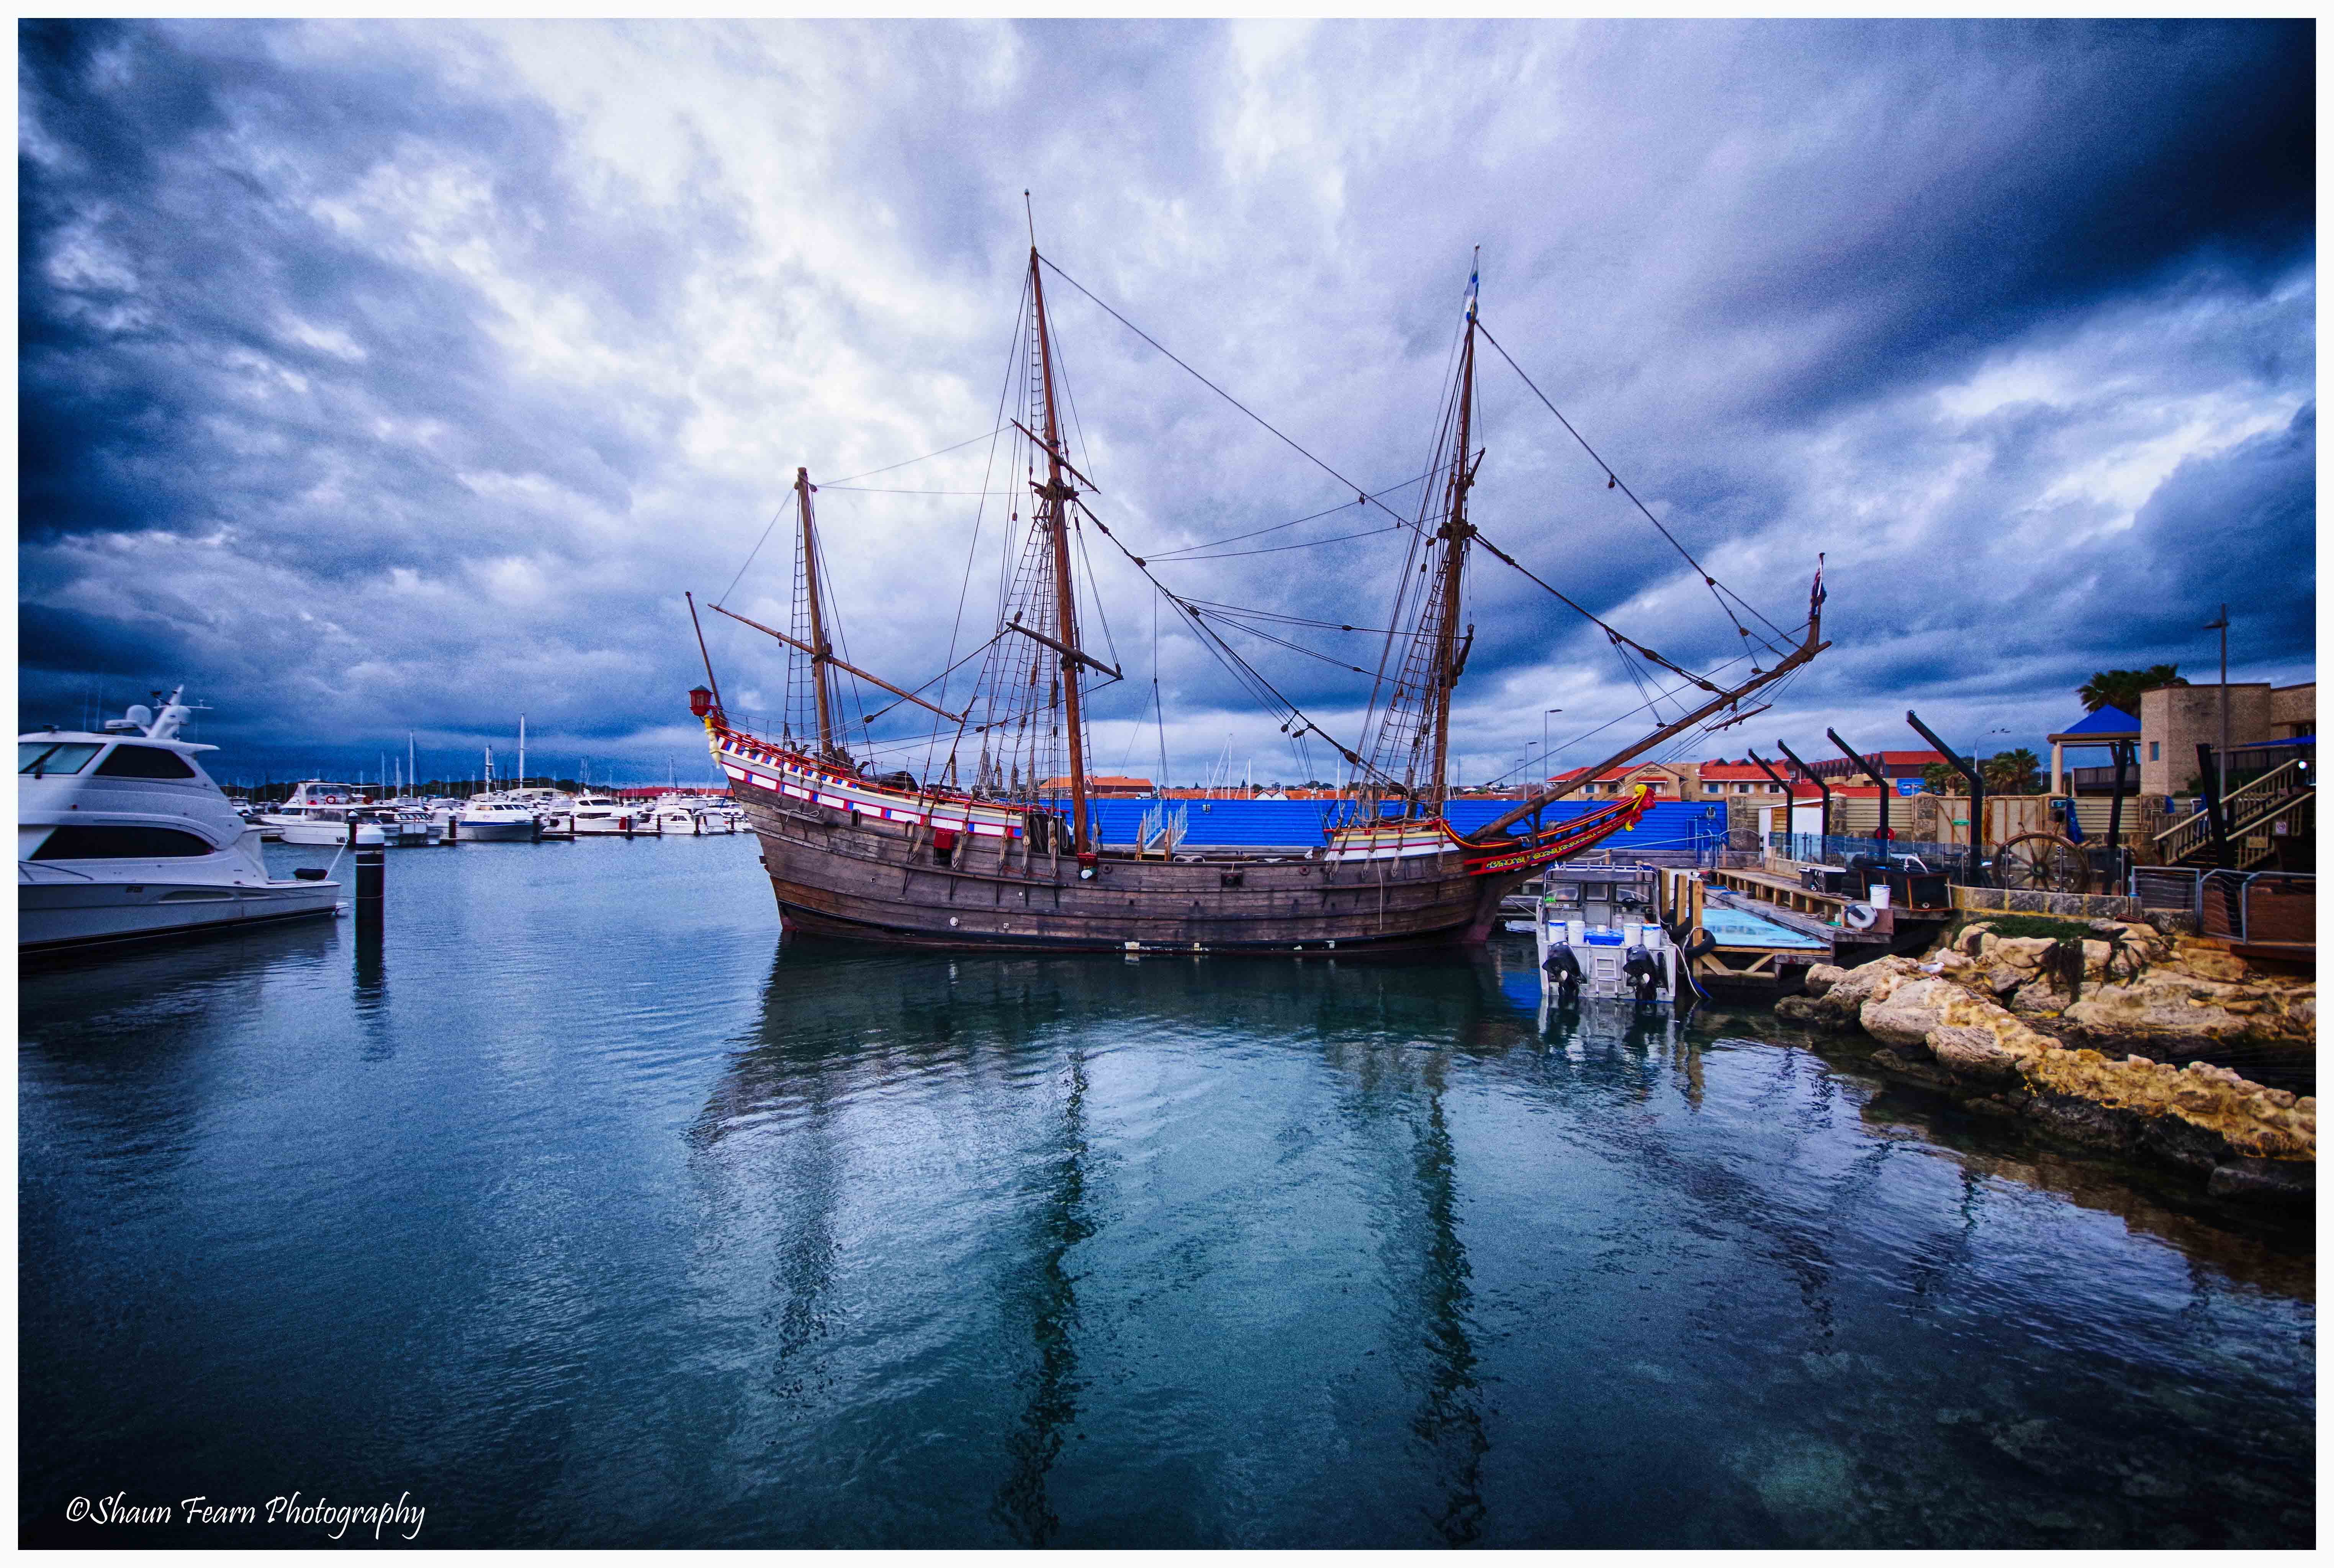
<box><xmin>710</xmin><ymin>725</ymin><xmax>1651</xmax><ymax>953</ymax></box>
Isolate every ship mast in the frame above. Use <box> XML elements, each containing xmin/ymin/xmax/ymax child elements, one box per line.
<box><xmin>1028</xmin><ymin>247</ymin><xmax>1090</xmax><ymax>853</ymax></box>
<box><xmin>1422</xmin><ymin>263</ymin><xmax>1480</xmax><ymax>815</ymax></box>
<box><xmin>794</xmin><ymin>466</ymin><xmax>838</xmax><ymax>757</ymax></box>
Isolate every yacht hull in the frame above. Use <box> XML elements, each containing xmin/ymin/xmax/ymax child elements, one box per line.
<box><xmin>452</xmin><ymin>820</ymin><xmax>537</xmax><ymax>842</ymax></box>
<box><xmin>20</xmin><ymin>879</ymin><xmax>340</xmax><ymax>951</ymax></box>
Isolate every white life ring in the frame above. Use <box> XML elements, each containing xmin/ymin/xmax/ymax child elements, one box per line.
<box><xmin>1842</xmin><ymin>903</ymin><xmax>1880</xmax><ymax>931</ymax></box>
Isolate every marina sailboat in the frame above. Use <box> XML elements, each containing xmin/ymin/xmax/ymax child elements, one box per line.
<box><xmin>692</xmin><ymin>245</ymin><xmax>1825</xmax><ymax>953</ymax></box>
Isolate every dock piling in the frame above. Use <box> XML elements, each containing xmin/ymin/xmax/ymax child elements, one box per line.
<box><xmin>354</xmin><ymin>823</ymin><xmax>385</xmax><ymax>926</ymax></box>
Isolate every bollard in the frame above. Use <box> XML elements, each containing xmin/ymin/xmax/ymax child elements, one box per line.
<box><xmin>354</xmin><ymin>823</ymin><xmax>386</xmax><ymax>927</ymax></box>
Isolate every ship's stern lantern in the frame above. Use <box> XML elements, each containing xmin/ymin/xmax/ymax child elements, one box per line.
<box><xmin>688</xmin><ymin>686</ymin><xmax>714</xmax><ymax>719</ymax></box>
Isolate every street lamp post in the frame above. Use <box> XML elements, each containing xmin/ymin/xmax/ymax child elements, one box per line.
<box><xmin>2203</xmin><ymin>603</ymin><xmax>2230</xmax><ymax>778</ymax></box>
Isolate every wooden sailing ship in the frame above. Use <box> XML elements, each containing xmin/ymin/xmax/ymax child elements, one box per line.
<box><xmin>687</xmin><ymin>246</ymin><xmax>1826</xmax><ymax>953</ymax></box>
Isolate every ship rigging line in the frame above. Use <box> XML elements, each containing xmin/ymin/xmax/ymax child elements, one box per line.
<box><xmin>1473</xmin><ymin>321</ymin><xmax>1793</xmax><ymax>655</ymax></box>
<box><xmin>1038</xmin><ymin>254</ymin><xmax>1743</xmax><ymax>698</ymax></box>
<box><xmin>1147</xmin><ymin>469</ymin><xmax>1433</xmax><ymax>560</ymax></box>
<box><xmin>1078</xmin><ymin>505</ymin><xmax>1401</xmax><ymax>788</ymax></box>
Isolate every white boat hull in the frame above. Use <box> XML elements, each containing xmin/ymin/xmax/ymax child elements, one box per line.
<box><xmin>278</xmin><ymin>821</ymin><xmax>349</xmax><ymax>846</ymax></box>
<box><xmin>453</xmin><ymin>819</ymin><xmax>537</xmax><ymax>842</ymax></box>
<box><xmin>20</xmin><ymin>876</ymin><xmax>340</xmax><ymax>951</ymax></box>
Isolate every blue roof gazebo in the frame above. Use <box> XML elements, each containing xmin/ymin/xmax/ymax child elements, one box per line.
<box><xmin>2045</xmin><ymin>705</ymin><xmax>2139</xmax><ymax>794</ymax></box>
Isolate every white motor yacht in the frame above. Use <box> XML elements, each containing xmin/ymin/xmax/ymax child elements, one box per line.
<box><xmin>20</xmin><ymin>691</ymin><xmax>342</xmax><ymax>952</ymax></box>
<box><xmin>259</xmin><ymin>780</ymin><xmax>377</xmax><ymax>845</ymax></box>
<box><xmin>453</xmin><ymin>794</ymin><xmax>540</xmax><ymax>843</ymax></box>
<box><xmin>365</xmin><ymin>804</ymin><xmax>442</xmax><ymax>846</ymax></box>
<box><xmin>651</xmin><ymin>800</ymin><xmax>705</xmax><ymax>835</ymax></box>
<box><xmin>572</xmin><ymin>794</ymin><xmax>655</xmax><ymax>835</ymax></box>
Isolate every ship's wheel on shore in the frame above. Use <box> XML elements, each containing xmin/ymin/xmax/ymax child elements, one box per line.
<box><xmin>1994</xmin><ymin>831</ymin><xmax>2091</xmax><ymax>894</ymax></box>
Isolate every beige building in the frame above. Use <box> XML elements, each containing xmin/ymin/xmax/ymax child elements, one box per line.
<box><xmin>2137</xmin><ymin>682</ymin><xmax>2314</xmax><ymax>797</ymax></box>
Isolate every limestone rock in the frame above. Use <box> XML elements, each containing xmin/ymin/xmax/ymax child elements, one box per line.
<box><xmin>1825</xmin><ymin>954</ymin><xmax>1922</xmax><ymax>1011</ymax></box>
<box><xmin>1811</xmin><ymin>945</ymin><xmax>2318</xmax><ymax>1179</ymax></box>
<box><xmin>1930</xmin><ymin>1024</ymin><xmax>2023</xmax><ymax>1085</ymax></box>
<box><xmin>1861</xmin><ymin>977</ymin><xmax>1959</xmax><ymax>1051</ymax></box>
<box><xmin>1802</xmin><ymin>964</ymin><xmax>1847</xmax><ymax>999</ymax></box>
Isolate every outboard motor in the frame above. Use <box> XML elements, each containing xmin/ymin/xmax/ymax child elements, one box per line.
<box><xmin>1542</xmin><ymin>943</ymin><xmax>1582</xmax><ymax>1002</ymax></box>
<box><xmin>1622</xmin><ymin>943</ymin><xmax>1663</xmax><ymax>1003</ymax></box>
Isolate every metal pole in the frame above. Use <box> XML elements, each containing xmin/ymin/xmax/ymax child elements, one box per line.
<box><xmin>2197</xmin><ymin>742</ymin><xmax>2233</xmax><ymax>870</ymax></box>
<box><xmin>1904</xmin><ymin>709</ymin><xmax>1987</xmax><ymax>886</ymax></box>
<box><xmin>2105</xmin><ymin>739</ymin><xmax>2131</xmax><ymax>888</ymax></box>
<box><xmin>1748</xmin><ymin>747</ymin><xmax>1798</xmax><ymax>854</ymax></box>
<box><xmin>1825</xmin><ymin>728</ymin><xmax>1891</xmax><ymax>852</ymax></box>
<box><xmin>1773</xmin><ymin>740</ymin><xmax>1831</xmax><ymax>853</ymax></box>
<box><xmin>2205</xmin><ymin>602</ymin><xmax>2230</xmax><ymax>785</ymax></box>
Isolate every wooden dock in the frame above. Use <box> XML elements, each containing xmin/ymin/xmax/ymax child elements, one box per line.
<box><xmin>1656</xmin><ymin>868</ymin><xmax>1832</xmax><ymax>1000</ymax></box>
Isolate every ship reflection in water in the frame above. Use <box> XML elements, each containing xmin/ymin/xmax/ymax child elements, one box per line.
<box><xmin>19</xmin><ymin>840</ymin><xmax>2313</xmax><ymax>1548</ymax></box>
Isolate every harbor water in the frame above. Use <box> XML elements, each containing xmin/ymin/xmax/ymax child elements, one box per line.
<box><xmin>21</xmin><ymin>836</ymin><xmax>2313</xmax><ymax>1547</ymax></box>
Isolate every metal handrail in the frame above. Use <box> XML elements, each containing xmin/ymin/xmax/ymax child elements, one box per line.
<box><xmin>2154</xmin><ymin>757</ymin><xmax>2306</xmax><ymax>860</ymax></box>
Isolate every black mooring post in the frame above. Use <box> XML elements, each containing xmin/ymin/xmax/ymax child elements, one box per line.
<box><xmin>354</xmin><ymin>825</ymin><xmax>385</xmax><ymax>928</ymax></box>
<box><xmin>1773</xmin><ymin>740</ymin><xmax>1831</xmax><ymax>856</ymax></box>
<box><xmin>1905</xmin><ymin>709</ymin><xmax>1987</xmax><ymax>887</ymax></box>
<box><xmin>1825</xmin><ymin>728</ymin><xmax>1892</xmax><ymax>855</ymax></box>
<box><xmin>2197</xmin><ymin>742</ymin><xmax>2233</xmax><ymax>870</ymax></box>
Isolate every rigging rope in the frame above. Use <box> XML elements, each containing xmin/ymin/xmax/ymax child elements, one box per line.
<box><xmin>1474</xmin><ymin>321</ymin><xmax>1793</xmax><ymax>654</ymax></box>
<box><xmin>1041</xmin><ymin>253</ymin><xmax>1754</xmax><ymax>705</ymax></box>
<box><xmin>826</xmin><ymin>424</ymin><xmax>1013</xmax><ymax>487</ymax></box>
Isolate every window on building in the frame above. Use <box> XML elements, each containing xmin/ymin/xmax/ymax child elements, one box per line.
<box><xmin>2149</xmin><ymin>741</ymin><xmax>2160</xmax><ymax>761</ymax></box>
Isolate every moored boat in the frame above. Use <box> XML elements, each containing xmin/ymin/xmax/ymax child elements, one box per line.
<box><xmin>20</xmin><ymin>690</ymin><xmax>342</xmax><ymax>952</ymax></box>
<box><xmin>454</xmin><ymin>794</ymin><xmax>540</xmax><ymax>843</ymax></box>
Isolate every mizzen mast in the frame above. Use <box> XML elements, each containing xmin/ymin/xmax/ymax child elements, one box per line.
<box><xmin>1028</xmin><ymin>246</ymin><xmax>1091</xmax><ymax>854</ymax></box>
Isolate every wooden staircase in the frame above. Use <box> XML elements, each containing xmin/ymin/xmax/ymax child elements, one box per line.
<box><xmin>2151</xmin><ymin>758</ymin><xmax>2313</xmax><ymax>870</ymax></box>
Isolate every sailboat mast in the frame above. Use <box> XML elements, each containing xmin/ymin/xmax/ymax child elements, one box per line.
<box><xmin>1422</xmin><ymin>286</ymin><xmax>1478</xmax><ymax>815</ymax></box>
<box><xmin>796</xmin><ymin>466</ymin><xmax>837</xmax><ymax>755</ymax></box>
<box><xmin>1028</xmin><ymin>247</ymin><xmax>1090</xmax><ymax>853</ymax></box>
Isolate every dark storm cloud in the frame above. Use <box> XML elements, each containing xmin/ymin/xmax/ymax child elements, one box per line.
<box><xmin>17</xmin><ymin>19</ymin><xmax>2314</xmax><ymax>787</ymax></box>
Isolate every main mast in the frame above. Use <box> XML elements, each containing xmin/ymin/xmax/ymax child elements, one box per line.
<box><xmin>795</xmin><ymin>466</ymin><xmax>838</xmax><ymax>756</ymax></box>
<box><xmin>1028</xmin><ymin>247</ymin><xmax>1090</xmax><ymax>853</ymax></box>
<box><xmin>1422</xmin><ymin>266</ymin><xmax>1480</xmax><ymax>814</ymax></box>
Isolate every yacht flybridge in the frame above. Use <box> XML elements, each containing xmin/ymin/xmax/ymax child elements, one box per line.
<box><xmin>20</xmin><ymin>689</ymin><xmax>342</xmax><ymax>952</ymax></box>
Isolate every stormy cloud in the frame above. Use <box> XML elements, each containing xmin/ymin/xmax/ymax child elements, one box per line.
<box><xmin>19</xmin><ymin>19</ymin><xmax>2313</xmax><ymax>789</ymax></box>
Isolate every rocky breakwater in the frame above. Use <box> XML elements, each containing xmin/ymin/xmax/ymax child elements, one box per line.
<box><xmin>1778</xmin><ymin>923</ymin><xmax>2314</xmax><ymax>1206</ymax></box>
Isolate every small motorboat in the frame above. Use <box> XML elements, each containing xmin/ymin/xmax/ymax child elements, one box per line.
<box><xmin>1530</xmin><ymin>865</ymin><xmax>1680</xmax><ymax>1005</ymax></box>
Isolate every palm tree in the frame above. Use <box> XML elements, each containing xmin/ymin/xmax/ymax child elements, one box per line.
<box><xmin>1982</xmin><ymin>748</ymin><xmax>2043</xmax><ymax>795</ymax></box>
<box><xmin>2077</xmin><ymin>665</ymin><xmax>2183</xmax><ymax>715</ymax></box>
